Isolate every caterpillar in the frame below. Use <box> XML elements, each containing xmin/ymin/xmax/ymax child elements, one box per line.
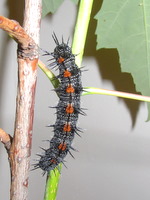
<box><xmin>34</xmin><ymin>33</ymin><xmax>83</xmax><ymax>173</ymax></box>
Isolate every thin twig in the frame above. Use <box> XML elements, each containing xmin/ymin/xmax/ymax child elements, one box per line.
<box><xmin>0</xmin><ymin>16</ymin><xmax>34</xmax><ymax>48</ymax></box>
<box><xmin>0</xmin><ymin>128</ymin><xmax>12</xmax><ymax>151</ymax></box>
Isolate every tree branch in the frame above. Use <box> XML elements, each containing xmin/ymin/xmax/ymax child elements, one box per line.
<box><xmin>0</xmin><ymin>16</ymin><xmax>34</xmax><ymax>48</ymax></box>
<box><xmin>0</xmin><ymin>1</ymin><xmax>42</xmax><ymax>199</ymax></box>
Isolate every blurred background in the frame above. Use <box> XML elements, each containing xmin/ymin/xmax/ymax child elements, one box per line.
<box><xmin>1</xmin><ymin>0</ymin><xmax>150</xmax><ymax>199</ymax></box>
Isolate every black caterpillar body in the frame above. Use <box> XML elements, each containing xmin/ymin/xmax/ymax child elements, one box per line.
<box><xmin>34</xmin><ymin>34</ymin><xmax>83</xmax><ymax>173</ymax></box>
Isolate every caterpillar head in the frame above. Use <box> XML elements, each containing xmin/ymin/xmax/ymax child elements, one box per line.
<box><xmin>52</xmin><ymin>33</ymin><xmax>74</xmax><ymax>61</ymax></box>
<box><xmin>53</xmin><ymin>43</ymin><xmax>73</xmax><ymax>60</ymax></box>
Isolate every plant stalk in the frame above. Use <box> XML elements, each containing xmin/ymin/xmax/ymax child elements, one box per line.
<box><xmin>72</xmin><ymin>0</ymin><xmax>94</xmax><ymax>66</ymax></box>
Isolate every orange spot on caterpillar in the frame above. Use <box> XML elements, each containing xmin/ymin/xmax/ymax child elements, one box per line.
<box><xmin>50</xmin><ymin>159</ymin><xmax>57</xmax><ymax>164</ymax></box>
<box><xmin>57</xmin><ymin>57</ymin><xmax>65</xmax><ymax>63</ymax></box>
<box><xmin>63</xmin><ymin>124</ymin><xmax>71</xmax><ymax>132</ymax></box>
<box><xmin>58</xmin><ymin>143</ymin><xmax>67</xmax><ymax>151</ymax></box>
<box><xmin>66</xmin><ymin>104</ymin><xmax>74</xmax><ymax>114</ymax></box>
<box><xmin>64</xmin><ymin>70</ymin><xmax>72</xmax><ymax>77</ymax></box>
<box><xmin>66</xmin><ymin>84</ymin><xmax>75</xmax><ymax>93</ymax></box>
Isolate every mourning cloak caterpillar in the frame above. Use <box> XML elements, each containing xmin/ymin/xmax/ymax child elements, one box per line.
<box><xmin>34</xmin><ymin>33</ymin><xmax>83</xmax><ymax>173</ymax></box>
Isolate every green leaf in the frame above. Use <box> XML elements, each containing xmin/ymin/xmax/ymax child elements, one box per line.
<box><xmin>71</xmin><ymin>0</ymin><xmax>79</xmax><ymax>4</ymax></box>
<box><xmin>42</xmin><ymin>0</ymin><xmax>64</xmax><ymax>17</ymax></box>
<box><xmin>95</xmin><ymin>0</ymin><xmax>150</xmax><ymax>119</ymax></box>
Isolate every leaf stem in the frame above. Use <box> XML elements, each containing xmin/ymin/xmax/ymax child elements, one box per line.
<box><xmin>83</xmin><ymin>87</ymin><xmax>150</xmax><ymax>102</ymax></box>
<box><xmin>38</xmin><ymin>61</ymin><xmax>150</xmax><ymax>103</ymax></box>
<box><xmin>38</xmin><ymin>60</ymin><xmax>59</xmax><ymax>89</ymax></box>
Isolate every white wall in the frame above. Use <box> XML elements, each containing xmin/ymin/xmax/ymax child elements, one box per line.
<box><xmin>1</xmin><ymin>0</ymin><xmax>150</xmax><ymax>200</ymax></box>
